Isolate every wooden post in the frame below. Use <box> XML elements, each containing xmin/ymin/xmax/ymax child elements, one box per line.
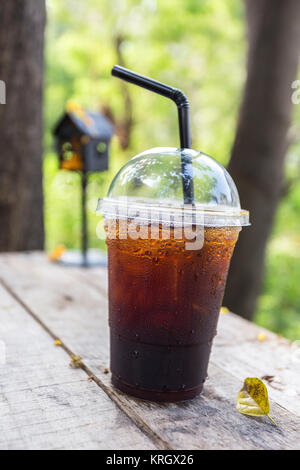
<box><xmin>81</xmin><ymin>171</ymin><xmax>88</xmax><ymax>267</ymax></box>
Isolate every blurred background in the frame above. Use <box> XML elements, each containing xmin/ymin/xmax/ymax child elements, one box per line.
<box><xmin>0</xmin><ymin>0</ymin><xmax>300</xmax><ymax>340</ymax></box>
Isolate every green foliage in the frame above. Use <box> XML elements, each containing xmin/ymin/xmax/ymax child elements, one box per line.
<box><xmin>255</xmin><ymin>180</ymin><xmax>300</xmax><ymax>341</ymax></box>
<box><xmin>44</xmin><ymin>0</ymin><xmax>245</xmax><ymax>251</ymax></box>
<box><xmin>45</xmin><ymin>0</ymin><xmax>300</xmax><ymax>340</ymax></box>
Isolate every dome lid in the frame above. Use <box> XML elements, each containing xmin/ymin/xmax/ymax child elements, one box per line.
<box><xmin>101</xmin><ymin>147</ymin><xmax>249</xmax><ymax>227</ymax></box>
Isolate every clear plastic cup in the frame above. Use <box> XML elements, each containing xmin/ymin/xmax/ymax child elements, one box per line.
<box><xmin>100</xmin><ymin>148</ymin><xmax>249</xmax><ymax>401</ymax></box>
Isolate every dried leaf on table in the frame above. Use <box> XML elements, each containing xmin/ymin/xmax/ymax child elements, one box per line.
<box><xmin>69</xmin><ymin>355</ymin><xmax>83</xmax><ymax>369</ymax></box>
<box><xmin>49</xmin><ymin>245</ymin><xmax>66</xmax><ymax>262</ymax></box>
<box><xmin>236</xmin><ymin>377</ymin><xmax>277</xmax><ymax>426</ymax></box>
<box><xmin>220</xmin><ymin>306</ymin><xmax>229</xmax><ymax>315</ymax></box>
<box><xmin>257</xmin><ymin>332</ymin><xmax>266</xmax><ymax>341</ymax></box>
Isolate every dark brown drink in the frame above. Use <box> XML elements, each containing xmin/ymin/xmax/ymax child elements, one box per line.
<box><xmin>106</xmin><ymin>221</ymin><xmax>240</xmax><ymax>402</ymax></box>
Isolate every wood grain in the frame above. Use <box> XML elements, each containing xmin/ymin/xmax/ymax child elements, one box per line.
<box><xmin>75</xmin><ymin>263</ymin><xmax>300</xmax><ymax>415</ymax></box>
<box><xmin>0</xmin><ymin>252</ymin><xmax>299</xmax><ymax>450</ymax></box>
<box><xmin>0</xmin><ymin>280</ymin><xmax>156</xmax><ymax>450</ymax></box>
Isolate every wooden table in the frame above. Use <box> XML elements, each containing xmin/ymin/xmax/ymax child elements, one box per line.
<box><xmin>0</xmin><ymin>252</ymin><xmax>299</xmax><ymax>450</ymax></box>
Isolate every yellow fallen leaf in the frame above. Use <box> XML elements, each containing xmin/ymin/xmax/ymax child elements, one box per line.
<box><xmin>257</xmin><ymin>332</ymin><xmax>266</xmax><ymax>341</ymax></box>
<box><xmin>54</xmin><ymin>339</ymin><xmax>62</xmax><ymax>347</ymax></box>
<box><xmin>220</xmin><ymin>306</ymin><xmax>229</xmax><ymax>315</ymax></box>
<box><xmin>69</xmin><ymin>355</ymin><xmax>83</xmax><ymax>369</ymax></box>
<box><xmin>236</xmin><ymin>377</ymin><xmax>277</xmax><ymax>426</ymax></box>
<box><xmin>49</xmin><ymin>245</ymin><xmax>66</xmax><ymax>262</ymax></box>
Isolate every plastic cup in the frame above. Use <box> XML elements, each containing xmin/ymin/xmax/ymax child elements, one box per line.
<box><xmin>100</xmin><ymin>148</ymin><xmax>249</xmax><ymax>402</ymax></box>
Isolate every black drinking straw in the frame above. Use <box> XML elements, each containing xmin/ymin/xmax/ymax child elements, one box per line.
<box><xmin>111</xmin><ymin>65</ymin><xmax>194</xmax><ymax>204</ymax></box>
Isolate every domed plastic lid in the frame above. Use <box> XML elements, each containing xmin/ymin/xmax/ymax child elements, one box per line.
<box><xmin>101</xmin><ymin>147</ymin><xmax>249</xmax><ymax>227</ymax></box>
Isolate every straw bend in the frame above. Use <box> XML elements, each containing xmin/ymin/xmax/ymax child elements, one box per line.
<box><xmin>172</xmin><ymin>89</ymin><xmax>189</xmax><ymax>109</ymax></box>
<box><xmin>111</xmin><ymin>65</ymin><xmax>191</xmax><ymax>148</ymax></box>
<box><xmin>111</xmin><ymin>64</ymin><xmax>194</xmax><ymax>203</ymax></box>
<box><xmin>112</xmin><ymin>65</ymin><xmax>189</xmax><ymax>108</ymax></box>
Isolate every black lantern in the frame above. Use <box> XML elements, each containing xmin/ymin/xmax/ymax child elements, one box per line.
<box><xmin>53</xmin><ymin>105</ymin><xmax>114</xmax><ymax>266</ymax></box>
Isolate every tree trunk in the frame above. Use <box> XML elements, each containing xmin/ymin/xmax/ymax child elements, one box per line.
<box><xmin>0</xmin><ymin>0</ymin><xmax>45</xmax><ymax>251</ymax></box>
<box><xmin>223</xmin><ymin>0</ymin><xmax>300</xmax><ymax>320</ymax></box>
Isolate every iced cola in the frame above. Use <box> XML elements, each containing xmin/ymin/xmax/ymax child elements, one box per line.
<box><xmin>106</xmin><ymin>220</ymin><xmax>240</xmax><ymax>401</ymax></box>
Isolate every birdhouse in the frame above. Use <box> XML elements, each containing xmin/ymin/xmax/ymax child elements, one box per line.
<box><xmin>52</xmin><ymin>103</ymin><xmax>114</xmax><ymax>267</ymax></box>
<box><xmin>54</xmin><ymin>104</ymin><xmax>114</xmax><ymax>172</ymax></box>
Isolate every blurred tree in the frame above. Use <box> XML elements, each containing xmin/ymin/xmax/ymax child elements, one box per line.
<box><xmin>224</xmin><ymin>0</ymin><xmax>300</xmax><ymax>320</ymax></box>
<box><xmin>0</xmin><ymin>0</ymin><xmax>45</xmax><ymax>251</ymax></box>
<box><xmin>101</xmin><ymin>34</ymin><xmax>133</xmax><ymax>150</ymax></box>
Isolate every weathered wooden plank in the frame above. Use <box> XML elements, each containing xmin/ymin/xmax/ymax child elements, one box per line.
<box><xmin>42</xmin><ymin>256</ymin><xmax>300</xmax><ymax>416</ymax></box>
<box><xmin>0</xmin><ymin>281</ymin><xmax>156</xmax><ymax>450</ymax></box>
<box><xmin>74</xmin><ymin>263</ymin><xmax>300</xmax><ymax>416</ymax></box>
<box><xmin>213</xmin><ymin>314</ymin><xmax>300</xmax><ymax>415</ymax></box>
<box><xmin>0</xmin><ymin>252</ymin><xmax>299</xmax><ymax>450</ymax></box>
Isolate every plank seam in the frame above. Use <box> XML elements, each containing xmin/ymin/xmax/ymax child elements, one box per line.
<box><xmin>0</xmin><ymin>275</ymin><xmax>172</xmax><ymax>451</ymax></box>
<box><xmin>31</xmin><ymin>268</ymin><xmax>300</xmax><ymax>418</ymax></box>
